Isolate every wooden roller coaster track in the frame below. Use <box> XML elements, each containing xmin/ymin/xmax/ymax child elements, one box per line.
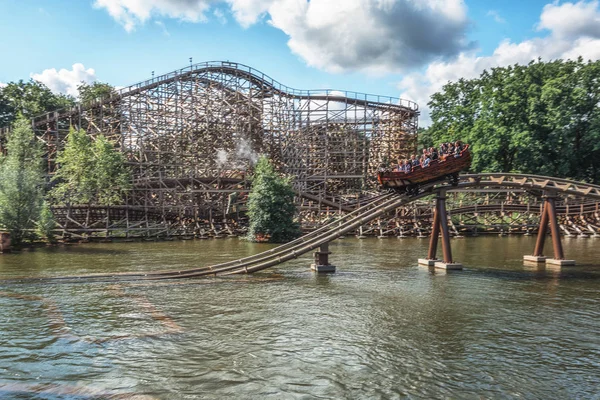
<box><xmin>1</xmin><ymin>61</ymin><xmax>420</xmax><ymax>238</ymax></box>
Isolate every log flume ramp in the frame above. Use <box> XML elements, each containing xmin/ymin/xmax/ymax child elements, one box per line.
<box><xmin>3</xmin><ymin>173</ymin><xmax>600</xmax><ymax>285</ymax></box>
<box><xmin>0</xmin><ymin>190</ymin><xmax>431</xmax><ymax>285</ymax></box>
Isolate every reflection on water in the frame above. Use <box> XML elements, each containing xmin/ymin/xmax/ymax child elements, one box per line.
<box><xmin>1</xmin><ymin>237</ymin><xmax>599</xmax><ymax>398</ymax></box>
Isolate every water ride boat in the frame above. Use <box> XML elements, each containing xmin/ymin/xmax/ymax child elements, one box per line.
<box><xmin>377</xmin><ymin>145</ymin><xmax>471</xmax><ymax>194</ymax></box>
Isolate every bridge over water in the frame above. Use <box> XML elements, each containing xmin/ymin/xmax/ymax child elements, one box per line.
<box><xmin>3</xmin><ymin>173</ymin><xmax>599</xmax><ymax>285</ymax></box>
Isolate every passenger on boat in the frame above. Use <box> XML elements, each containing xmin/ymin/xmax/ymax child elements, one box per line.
<box><xmin>403</xmin><ymin>160</ymin><xmax>412</xmax><ymax>173</ymax></box>
<box><xmin>394</xmin><ymin>159</ymin><xmax>403</xmax><ymax>172</ymax></box>
<box><xmin>439</xmin><ymin>143</ymin><xmax>447</xmax><ymax>155</ymax></box>
<box><xmin>454</xmin><ymin>140</ymin><xmax>464</xmax><ymax>157</ymax></box>
<box><xmin>430</xmin><ymin>147</ymin><xmax>438</xmax><ymax>161</ymax></box>
<box><xmin>448</xmin><ymin>142</ymin><xmax>455</xmax><ymax>155</ymax></box>
<box><xmin>411</xmin><ymin>155</ymin><xmax>419</xmax><ymax>167</ymax></box>
<box><xmin>423</xmin><ymin>155</ymin><xmax>431</xmax><ymax>167</ymax></box>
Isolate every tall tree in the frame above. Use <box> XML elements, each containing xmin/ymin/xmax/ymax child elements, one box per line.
<box><xmin>50</xmin><ymin>128</ymin><xmax>131</xmax><ymax>206</ymax></box>
<box><xmin>0</xmin><ymin>80</ymin><xmax>74</xmax><ymax>127</ymax></box>
<box><xmin>0</xmin><ymin>117</ymin><xmax>46</xmax><ymax>244</ymax></box>
<box><xmin>246</xmin><ymin>156</ymin><xmax>301</xmax><ymax>243</ymax></box>
<box><xmin>92</xmin><ymin>135</ymin><xmax>131</xmax><ymax>206</ymax></box>
<box><xmin>78</xmin><ymin>82</ymin><xmax>116</xmax><ymax>107</ymax></box>
<box><xmin>50</xmin><ymin>127</ymin><xmax>96</xmax><ymax>205</ymax></box>
<box><xmin>427</xmin><ymin>59</ymin><xmax>600</xmax><ymax>183</ymax></box>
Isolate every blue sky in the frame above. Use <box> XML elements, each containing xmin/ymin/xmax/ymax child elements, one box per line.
<box><xmin>1</xmin><ymin>0</ymin><xmax>599</xmax><ymax>122</ymax></box>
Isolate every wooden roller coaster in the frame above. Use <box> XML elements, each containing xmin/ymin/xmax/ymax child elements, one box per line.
<box><xmin>3</xmin><ymin>61</ymin><xmax>419</xmax><ymax>238</ymax></box>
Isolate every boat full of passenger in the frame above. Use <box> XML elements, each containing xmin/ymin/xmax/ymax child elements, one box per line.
<box><xmin>378</xmin><ymin>144</ymin><xmax>471</xmax><ymax>193</ymax></box>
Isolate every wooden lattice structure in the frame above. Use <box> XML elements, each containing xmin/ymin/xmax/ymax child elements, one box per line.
<box><xmin>14</xmin><ymin>61</ymin><xmax>418</xmax><ymax>238</ymax></box>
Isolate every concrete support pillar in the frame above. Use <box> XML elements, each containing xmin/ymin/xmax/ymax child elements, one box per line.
<box><xmin>524</xmin><ymin>194</ymin><xmax>575</xmax><ymax>266</ymax></box>
<box><xmin>0</xmin><ymin>232</ymin><xmax>11</xmax><ymax>253</ymax></box>
<box><xmin>418</xmin><ymin>191</ymin><xmax>462</xmax><ymax>270</ymax></box>
<box><xmin>311</xmin><ymin>241</ymin><xmax>336</xmax><ymax>273</ymax></box>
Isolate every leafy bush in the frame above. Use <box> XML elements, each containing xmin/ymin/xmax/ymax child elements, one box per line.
<box><xmin>246</xmin><ymin>156</ymin><xmax>301</xmax><ymax>243</ymax></box>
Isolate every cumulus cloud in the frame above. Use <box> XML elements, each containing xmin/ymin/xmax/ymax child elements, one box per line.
<box><xmin>93</xmin><ymin>0</ymin><xmax>212</xmax><ymax>32</ymax></box>
<box><xmin>90</xmin><ymin>0</ymin><xmax>600</xmax><ymax>125</ymax></box>
<box><xmin>95</xmin><ymin>0</ymin><xmax>471</xmax><ymax>72</ymax></box>
<box><xmin>31</xmin><ymin>63</ymin><xmax>96</xmax><ymax>97</ymax></box>
<box><xmin>536</xmin><ymin>0</ymin><xmax>600</xmax><ymax>38</ymax></box>
<box><xmin>399</xmin><ymin>0</ymin><xmax>600</xmax><ymax>125</ymax></box>
<box><xmin>225</xmin><ymin>0</ymin><xmax>272</xmax><ymax>27</ymax></box>
<box><xmin>266</xmin><ymin>0</ymin><xmax>472</xmax><ymax>73</ymax></box>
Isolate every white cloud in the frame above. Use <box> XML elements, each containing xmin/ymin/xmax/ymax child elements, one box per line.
<box><xmin>31</xmin><ymin>63</ymin><xmax>96</xmax><ymax>97</ymax></box>
<box><xmin>399</xmin><ymin>0</ymin><xmax>600</xmax><ymax>125</ymax></box>
<box><xmin>0</xmin><ymin>82</ymin><xmax>6</xmax><ymax>88</ymax></box>
<box><xmin>225</xmin><ymin>0</ymin><xmax>272</xmax><ymax>27</ymax></box>
<box><xmin>90</xmin><ymin>0</ymin><xmax>600</xmax><ymax>125</ymax></box>
<box><xmin>93</xmin><ymin>0</ymin><xmax>212</xmax><ymax>32</ymax></box>
<box><xmin>537</xmin><ymin>0</ymin><xmax>600</xmax><ymax>39</ymax></box>
<box><xmin>95</xmin><ymin>0</ymin><xmax>471</xmax><ymax>72</ymax></box>
<box><xmin>266</xmin><ymin>0</ymin><xmax>471</xmax><ymax>73</ymax></box>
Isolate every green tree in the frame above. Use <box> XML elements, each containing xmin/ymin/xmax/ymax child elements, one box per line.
<box><xmin>51</xmin><ymin>128</ymin><xmax>131</xmax><ymax>206</ymax></box>
<box><xmin>92</xmin><ymin>135</ymin><xmax>131</xmax><ymax>205</ymax></box>
<box><xmin>0</xmin><ymin>117</ymin><xmax>46</xmax><ymax>244</ymax></box>
<box><xmin>78</xmin><ymin>82</ymin><xmax>116</xmax><ymax>107</ymax></box>
<box><xmin>50</xmin><ymin>127</ymin><xmax>95</xmax><ymax>205</ymax></box>
<box><xmin>427</xmin><ymin>59</ymin><xmax>600</xmax><ymax>182</ymax></box>
<box><xmin>36</xmin><ymin>201</ymin><xmax>57</xmax><ymax>243</ymax></box>
<box><xmin>417</xmin><ymin>127</ymin><xmax>434</xmax><ymax>150</ymax></box>
<box><xmin>0</xmin><ymin>80</ymin><xmax>74</xmax><ymax>127</ymax></box>
<box><xmin>246</xmin><ymin>156</ymin><xmax>301</xmax><ymax>243</ymax></box>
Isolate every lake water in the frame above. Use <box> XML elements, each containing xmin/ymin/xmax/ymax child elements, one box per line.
<box><xmin>1</xmin><ymin>236</ymin><xmax>599</xmax><ymax>399</ymax></box>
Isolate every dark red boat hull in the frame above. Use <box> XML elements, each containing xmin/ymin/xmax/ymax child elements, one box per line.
<box><xmin>378</xmin><ymin>148</ymin><xmax>471</xmax><ymax>189</ymax></box>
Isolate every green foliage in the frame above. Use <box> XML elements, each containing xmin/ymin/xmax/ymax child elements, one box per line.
<box><xmin>51</xmin><ymin>128</ymin><xmax>131</xmax><ymax>206</ymax></box>
<box><xmin>417</xmin><ymin>127</ymin><xmax>434</xmax><ymax>150</ymax></box>
<box><xmin>427</xmin><ymin>58</ymin><xmax>600</xmax><ymax>183</ymax></box>
<box><xmin>51</xmin><ymin>127</ymin><xmax>95</xmax><ymax>204</ymax></box>
<box><xmin>36</xmin><ymin>201</ymin><xmax>57</xmax><ymax>243</ymax></box>
<box><xmin>78</xmin><ymin>82</ymin><xmax>116</xmax><ymax>107</ymax></box>
<box><xmin>92</xmin><ymin>135</ymin><xmax>131</xmax><ymax>205</ymax></box>
<box><xmin>0</xmin><ymin>80</ymin><xmax>74</xmax><ymax>127</ymax></box>
<box><xmin>0</xmin><ymin>117</ymin><xmax>45</xmax><ymax>244</ymax></box>
<box><xmin>246</xmin><ymin>156</ymin><xmax>301</xmax><ymax>243</ymax></box>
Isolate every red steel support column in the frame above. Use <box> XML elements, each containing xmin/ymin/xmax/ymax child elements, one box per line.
<box><xmin>546</xmin><ymin>197</ymin><xmax>565</xmax><ymax>260</ymax></box>
<box><xmin>427</xmin><ymin>203</ymin><xmax>441</xmax><ymax>260</ymax></box>
<box><xmin>437</xmin><ymin>194</ymin><xmax>453</xmax><ymax>264</ymax></box>
<box><xmin>533</xmin><ymin>200</ymin><xmax>550</xmax><ymax>257</ymax></box>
